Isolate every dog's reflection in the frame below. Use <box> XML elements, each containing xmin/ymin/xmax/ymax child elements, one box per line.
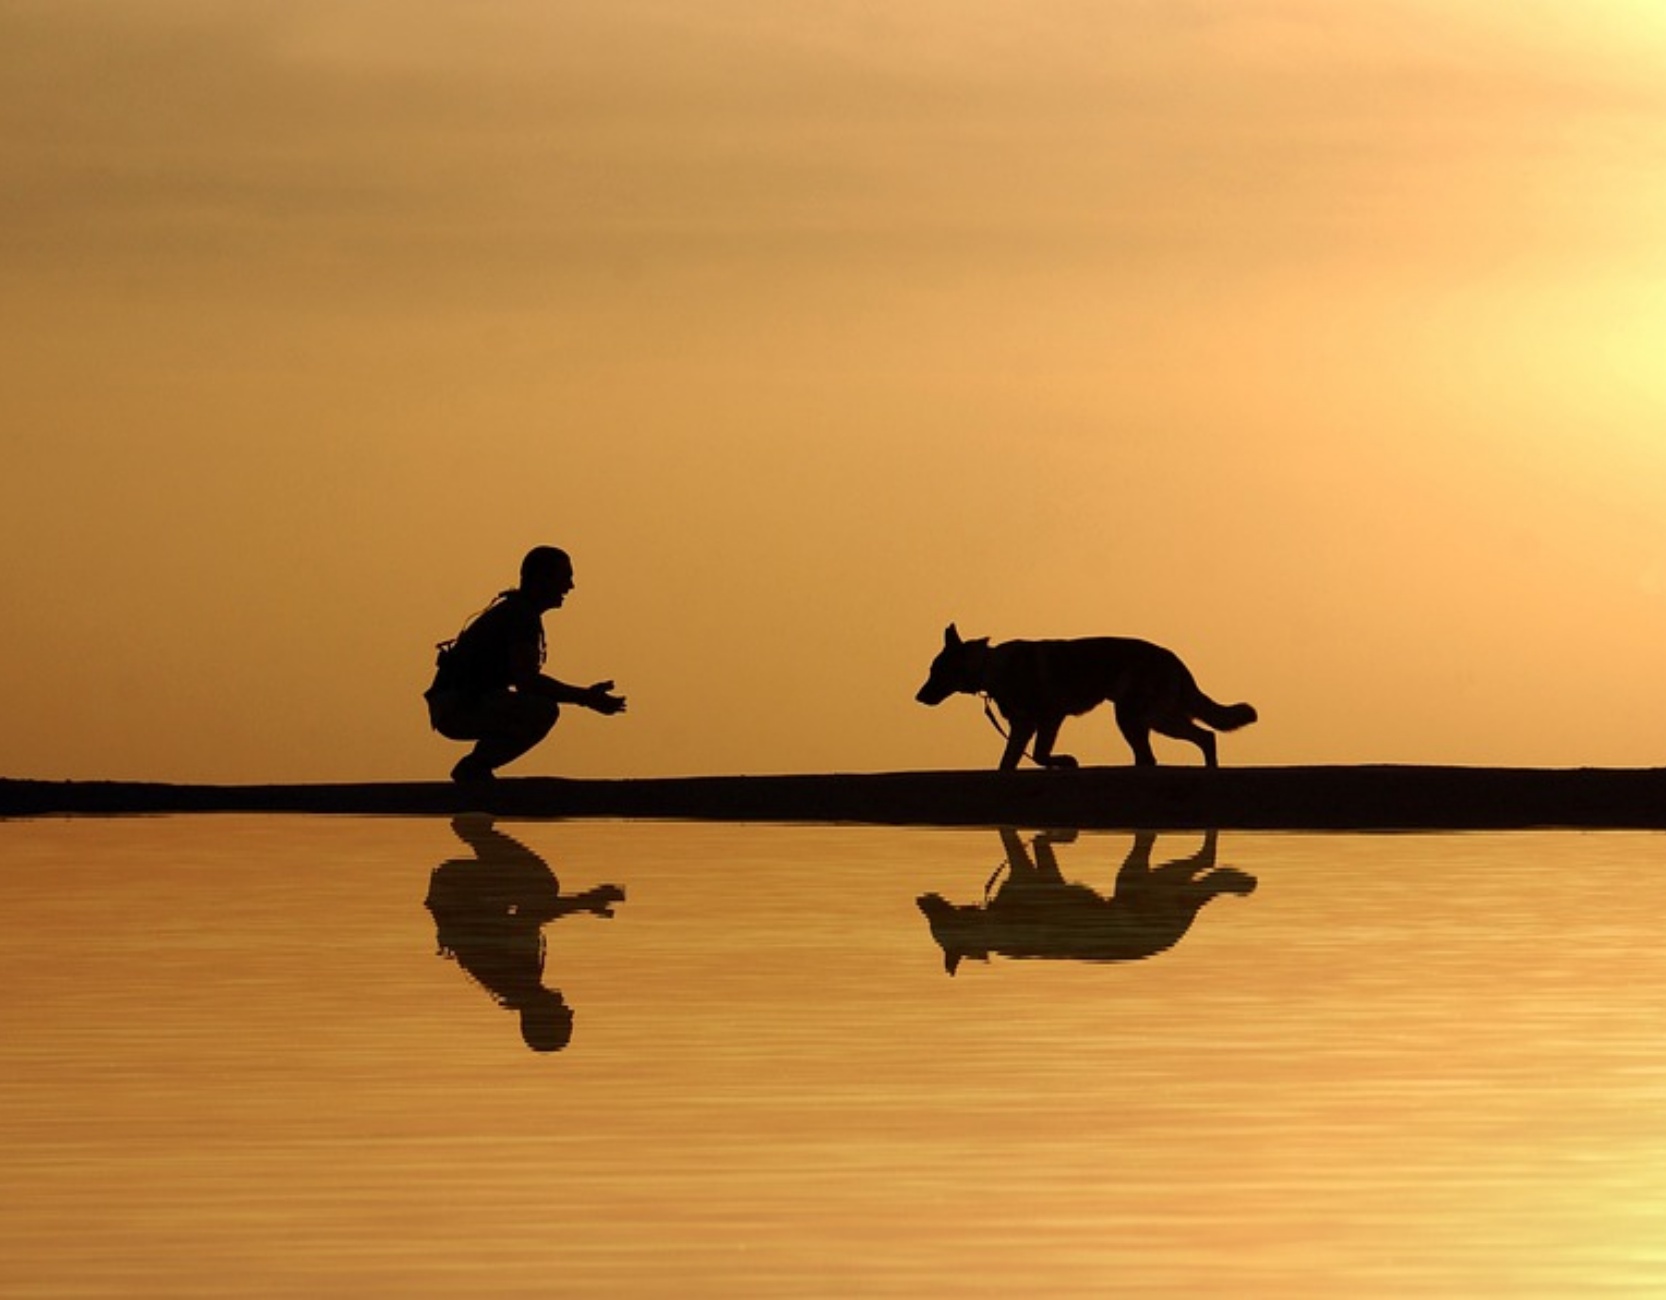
<box><xmin>917</xmin><ymin>828</ymin><xmax>1255</xmax><ymax>975</ymax></box>
<box><xmin>425</xmin><ymin>814</ymin><xmax>624</xmax><ymax>1051</ymax></box>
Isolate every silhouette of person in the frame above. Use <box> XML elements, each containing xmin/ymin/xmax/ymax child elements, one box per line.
<box><xmin>425</xmin><ymin>545</ymin><xmax>626</xmax><ymax>783</ymax></box>
<box><xmin>917</xmin><ymin>827</ymin><xmax>1256</xmax><ymax>974</ymax></box>
<box><xmin>425</xmin><ymin>814</ymin><xmax>624</xmax><ymax>1052</ymax></box>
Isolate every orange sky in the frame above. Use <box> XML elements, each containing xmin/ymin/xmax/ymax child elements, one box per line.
<box><xmin>6</xmin><ymin>1</ymin><xmax>1666</xmax><ymax>782</ymax></box>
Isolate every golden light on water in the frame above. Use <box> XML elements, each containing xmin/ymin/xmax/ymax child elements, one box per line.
<box><xmin>7</xmin><ymin>818</ymin><xmax>1666</xmax><ymax>1294</ymax></box>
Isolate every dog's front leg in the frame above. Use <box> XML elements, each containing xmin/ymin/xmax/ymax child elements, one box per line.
<box><xmin>999</xmin><ymin>719</ymin><xmax>1036</xmax><ymax>771</ymax></box>
<box><xmin>1032</xmin><ymin>718</ymin><xmax>1078</xmax><ymax>769</ymax></box>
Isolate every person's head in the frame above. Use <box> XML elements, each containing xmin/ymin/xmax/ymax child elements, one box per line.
<box><xmin>519</xmin><ymin>546</ymin><xmax>574</xmax><ymax>610</ymax></box>
<box><xmin>518</xmin><ymin>987</ymin><xmax>575</xmax><ymax>1052</ymax></box>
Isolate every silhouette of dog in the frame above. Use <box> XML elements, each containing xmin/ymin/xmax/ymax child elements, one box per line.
<box><xmin>916</xmin><ymin>623</ymin><xmax>1256</xmax><ymax>769</ymax></box>
<box><xmin>916</xmin><ymin>828</ymin><xmax>1256</xmax><ymax>974</ymax></box>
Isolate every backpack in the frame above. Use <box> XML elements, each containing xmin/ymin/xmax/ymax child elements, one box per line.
<box><xmin>426</xmin><ymin>593</ymin><xmax>544</xmax><ymax>698</ymax></box>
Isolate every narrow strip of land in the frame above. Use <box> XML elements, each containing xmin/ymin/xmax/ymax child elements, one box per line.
<box><xmin>6</xmin><ymin>766</ymin><xmax>1666</xmax><ymax>829</ymax></box>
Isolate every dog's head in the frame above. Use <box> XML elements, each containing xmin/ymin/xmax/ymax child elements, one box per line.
<box><xmin>916</xmin><ymin>892</ymin><xmax>990</xmax><ymax>976</ymax></box>
<box><xmin>915</xmin><ymin>623</ymin><xmax>987</xmax><ymax>705</ymax></box>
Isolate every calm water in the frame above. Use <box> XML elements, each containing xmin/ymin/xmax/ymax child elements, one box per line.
<box><xmin>4</xmin><ymin>816</ymin><xmax>1666</xmax><ymax>1297</ymax></box>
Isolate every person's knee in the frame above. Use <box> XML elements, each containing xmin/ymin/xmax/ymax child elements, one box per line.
<box><xmin>525</xmin><ymin>696</ymin><xmax>560</xmax><ymax>741</ymax></box>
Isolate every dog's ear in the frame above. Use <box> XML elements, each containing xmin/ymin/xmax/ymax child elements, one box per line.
<box><xmin>944</xmin><ymin>623</ymin><xmax>961</xmax><ymax>648</ymax></box>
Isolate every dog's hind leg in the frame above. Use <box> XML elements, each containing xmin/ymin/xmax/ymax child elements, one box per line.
<box><xmin>1114</xmin><ymin>702</ymin><xmax>1158</xmax><ymax>766</ymax></box>
<box><xmin>1147</xmin><ymin>827</ymin><xmax>1218</xmax><ymax>886</ymax></box>
<box><xmin>1153</xmin><ymin>715</ymin><xmax>1218</xmax><ymax>768</ymax></box>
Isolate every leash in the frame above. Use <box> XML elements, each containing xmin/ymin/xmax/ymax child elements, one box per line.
<box><xmin>980</xmin><ymin>693</ymin><xmax>1041</xmax><ymax>768</ymax></box>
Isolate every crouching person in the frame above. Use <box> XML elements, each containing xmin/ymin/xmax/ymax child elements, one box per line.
<box><xmin>426</xmin><ymin>545</ymin><xmax>626</xmax><ymax>783</ymax></box>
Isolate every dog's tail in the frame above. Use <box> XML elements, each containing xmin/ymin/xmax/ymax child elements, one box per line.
<box><xmin>1196</xmin><ymin>696</ymin><xmax>1258</xmax><ymax>732</ymax></box>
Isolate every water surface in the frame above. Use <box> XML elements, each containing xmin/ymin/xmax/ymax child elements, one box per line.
<box><xmin>3</xmin><ymin>816</ymin><xmax>1665</xmax><ymax>1296</ymax></box>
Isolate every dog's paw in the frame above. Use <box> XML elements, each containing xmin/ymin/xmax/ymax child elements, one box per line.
<box><xmin>1045</xmin><ymin>754</ymin><xmax>1079</xmax><ymax>770</ymax></box>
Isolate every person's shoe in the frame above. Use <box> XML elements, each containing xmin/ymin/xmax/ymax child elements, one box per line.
<box><xmin>450</xmin><ymin>755</ymin><xmax>497</xmax><ymax>784</ymax></box>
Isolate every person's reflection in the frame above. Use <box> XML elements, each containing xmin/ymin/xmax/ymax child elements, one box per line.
<box><xmin>425</xmin><ymin>814</ymin><xmax>624</xmax><ymax>1051</ymax></box>
<box><xmin>917</xmin><ymin>828</ymin><xmax>1255</xmax><ymax>975</ymax></box>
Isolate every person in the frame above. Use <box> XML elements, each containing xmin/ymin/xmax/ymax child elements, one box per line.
<box><xmin>425</xmin><ymin>545</ymin><xmax>626</xmax><ymax>783</ymax></box>
<box><xmin>425</xmin><ymin>814</ymin><xmax>625</xmax><ymax>1052</ymax></box>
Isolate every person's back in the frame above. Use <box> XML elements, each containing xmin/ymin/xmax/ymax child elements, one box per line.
<box><xmin>425</xmin><ymin>546</ymin><xmax>626</xmax><ymax>782</ymax></box>
<box><xmin>428</xmin><ymin>591</ymin><xmax>543</xmax><ymax>699</ymax></box>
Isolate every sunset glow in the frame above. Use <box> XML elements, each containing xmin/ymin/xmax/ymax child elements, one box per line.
<box><xmin>6</xmin><ymin>1</ymin><xmax>1666</xmax><ymax>781</ymax></box>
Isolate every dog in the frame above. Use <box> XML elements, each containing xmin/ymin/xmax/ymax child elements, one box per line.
<box><xmin>915</xmin><ymin>623</ymin><xmax>1256</xmax><ymax>769</ymax></box>
<box><xmin>916</xmin><ymin>828</ymin><xmax>1256</xmax><ymax>974</ymax></box>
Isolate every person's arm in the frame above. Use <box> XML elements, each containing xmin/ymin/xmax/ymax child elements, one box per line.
<box><xmin>544</xmin><ymin>676</ymin><xmax>626</xmax><ymax>712</ymax></box>
<box><xmin>507</xmin><ymin>639</ymin><xmax>626</xmax><ymax>712</ymax></box>
<box><xmin>530</xmin><ymin>883</ymin><xmax>626</xmax><ymax>924</ymax></box>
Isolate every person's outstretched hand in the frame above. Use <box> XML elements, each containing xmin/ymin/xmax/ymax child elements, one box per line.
<box><xmin>585</xmin><ymin>681</ymin><xmax>627</xmax><ymax>715</ymax></box>
<box><xmin>581</xmin><ymin>884</ymin><xmax>626</xmax><ymax>917</ymax></box>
